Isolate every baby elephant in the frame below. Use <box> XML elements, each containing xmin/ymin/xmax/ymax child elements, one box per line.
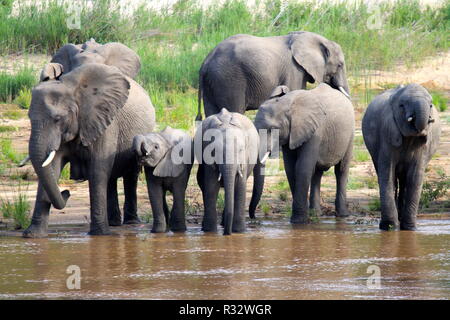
<box><xmin>362</xmin><ymin>84</ymin><xmax>441</xmax><ymax>231</ymax></box>
<box><xmin>133</xmin><ymin>127</ymin><xmax>193</xmax><ymax>233</ymax></box>
<box><xmin>250</xmin><ymin>83</ymin><xmax>354</xmax><ymax>223</ymax></box>
<box><xmin>195</xmin><ymin>108</ymin><xmax>259</xmax><ymax>235</ymax></box>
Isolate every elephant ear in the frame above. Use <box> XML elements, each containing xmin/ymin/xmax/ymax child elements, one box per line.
<box><xmin>50</xmin><ymin>43</ymin><xmax>82</xmax><ymax>75</ymax></box>
<box><xmin>289</xmin><ymin>32</ymin><xmax>329</xmax><ymax>84</ymax></box>
<box><xmin>269</xmin><ymin>85</ymin><xmax>290</xmax><ymax>99</ymax></box>
<box><xmin>40</xmin><ymin>63</ymin><xmax>64</xmax><ymax>82</ymax></box>
<box><xmin>63</xmin><ymin>63</ymin><xmax>130</xmax><ymax>146</ymax></box>
<box><xmin>154</xmin><ymin>129</ymin><xmax>191</xmax><ymax>178</ymax></box>
<box><xmin>97</xmin><ymin>42</ymin><xmax>141</xmax><ymax>79</ymax></box>
<box><xmin>289</xmin><ymin>92</ymin><xmax>326</xmax><ymax>149</ymax></box>
<box><xmin>386</xmin><ymin>88</ymin><xmax>405</xmax><ymax>147</ymax></box>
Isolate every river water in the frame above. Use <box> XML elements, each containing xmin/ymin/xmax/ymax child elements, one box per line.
<box><xmin>0</xmin><ymin>218</ymin><xmax>449</xmax><ymax>299</ymax></box>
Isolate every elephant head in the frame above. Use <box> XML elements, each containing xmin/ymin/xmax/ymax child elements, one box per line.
<box><xmin>133</xmin><ymin>127</ymin><xmax>192</xmax><ymax>178</ymax></box>
<box><xmin>387</xmin><ymin>84</ymin><xmax>435</xmax><ymax>147</ymax></box>
<box><xmin>289</xmin><ymin>31</ymin><xmax>350</xmax><ymax>97</ymax></box>
<box><xmin>249</xmin><ymin>85</ymin><xmax>327</xmax><ymax>217</ymax></box>
<box><xmin>40</xmin><ymin>40</ymin><xmax>141</xmax><ymax>81</ymax></box>
<box><xmin>28</xmin><ymin>63</ymin><xmax>130</xmax><ymax>209</ymax></box>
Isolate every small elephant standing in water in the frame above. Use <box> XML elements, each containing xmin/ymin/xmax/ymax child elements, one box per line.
<box><xmin>362</xmin><ymin>84</ymin><xmax>441</xmax><ymax>231</ymax></box>
<box><xmin>133</xmin><ymin>127</ymin><xmax>193</xmax><ymax>233</ymax></box>
<box><xmin>195</xmin><ymin>109</ymin><xmax>259</xmax><ymax>235</ymax></box>
<box><xmin>250</xmin><ymin>84</ymin><xmax>355</xmax><ymax>223</ymax></box>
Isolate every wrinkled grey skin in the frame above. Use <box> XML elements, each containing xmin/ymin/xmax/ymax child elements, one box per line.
<box><xmin>362</xmin><ymin>84</ymin><xmax>441</xmax><ymax>231</ymax></box>
<box><xmin>40</xmin><ymin>39</ymin><xmax>141</xmax><ymax>81</ymax></box>
<box><xmin>133</xmin><ymin>127</ymin><xmax>193</xmax><ymax>233</ymax></box>
<box><xmin>195</xmin><ymin>109</ymin><xmax>259</xmax><ymax>235</ymax></box>
<box><xmin>250</xmin><ymin>84</ymin><xmax>354</xmax><ymax>223</ymax></box>
<box><xmin>24</xmin><ymin>63</ymin><xmax>155</xmax><ymax>238</ymax></box>
<box><xmin>196</xmin><ymin>31</ymin><xmax>349</xmax><ymax>119</ymax></box>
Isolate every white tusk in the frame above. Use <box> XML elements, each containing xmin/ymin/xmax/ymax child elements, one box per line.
<box><xmin>218</xmin><ymin>172</ymin><xmax>222</xmax><ymax>181</ymax></box>
<box><xmin>407</xmin><ymin>117</ymin><xmax>413</xmax><ymax>122</ymax></box>
<box><xmin>18</xmin><ymin>155</ymin><xmax>30</xmax><ymax>167</ymax></box>
<box><xmin>145</xmin><ymin>152</ymin><xmax>149</xmax><ymax>156</ymax></box>
<box><xmin>261</xmin><ymin>152</ymin><xmax>270</xmax><ymax>164</ymax></box>
<box><xmin>338</xmin><ymin>86</ymin><xmax>350</xmax><ymax>99</ymax></box>
<box><xmin>42</xmin><ymin>150</ymin><xmax>56</xmax><ymax>167</ymax></box>
<box><xmin>238</xmin><ymin>170</ymin><xmax>243</xmax><ymax>178</ymax></box>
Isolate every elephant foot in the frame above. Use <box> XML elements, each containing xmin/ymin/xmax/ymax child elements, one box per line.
<box><xmin>108</xmin><ymin>218</ymin><xmax>122</xmax><ymax>227</ymax></box>
<box><xmin>202</xmin><ymin>224</ymin><xmax>218</xmax><ymax>233</ymax></box>
<box><xmin>336</xmin><ymin>209</ymin><xmax>350</xmax><ymax>218</ymax></box>
<box><xmin>170</xmin><ymin>222</ymin><xmax>187</xmax><ymax>233</ymax></box>
<box><xmin>23</xmin><ymin>224</ymin><xmax>48</xmax><ymax>238</ymax></box>
<box><xmin>379</xmin><ymin>220</ymin><xmax>399</xmax><ymax>231</ymax></box>
<box><xmin>88</xmin><ymin>227</ymin><xmax>111</xmax><ymax>236</ymax></box>
<box><xmin>151</xmin><ymin>223</ymin><xmax>168</xmax><ymax>233</ymax></box>
<box><xmin>232</xmin><ymin>225</ymin><xmax>246</xmax><ymax>233</ymax></box>
<box><xmin>400</xmin><ymin>222</ymin><xmax>417</xmax><ymax>231</ymax></box>
<box><xmin>123</xmin><ymin>217</ymin><xmax>141</xmax><ymax>225</ymax></box>
<box><xmin>290</xmin><ymin>213</ymin><xmax>308</xmax><ymax>224</ymax></box>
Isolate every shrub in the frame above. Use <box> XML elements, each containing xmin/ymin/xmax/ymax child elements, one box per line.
<box><xmin>432</xmin><ymin>92</ymin><xmax>448</xmax><ymax>112</ymax></box>
<box><xmin>14</xmin><ymin>87</ymin><xmax>32</xmax><ymax>109</ymax></box>
<box><xmin>0</xmin><ymin>193</ymin><xmax>31</xmax><ymax>229</ymax></box>
<box><xmin>0</xmin><ymin>68</ymin><xmax>36</xmax><ymax>102</ymax></box>
<box><xmin>420</xmin><ymin>173</ymin><xmax>449</xmax><ymax>209</ymax></box>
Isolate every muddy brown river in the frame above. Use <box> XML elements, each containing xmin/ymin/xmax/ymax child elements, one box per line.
<box><xmin>0</xmin><ymin>218</ymin><xmax>449</xmax><ymax>299</ymax></box>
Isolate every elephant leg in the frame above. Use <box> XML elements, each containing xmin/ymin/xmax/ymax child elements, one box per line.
<box><xmin>400</xmin><ymin>162</ymin><xmax>424</xmax><ymax>230</ymax></box>
<box><xmin>378</xmin><ymin>156</ymin><xmax>399</xmax><ymax>230</ymax></box>
<box><xmin>290</xmin><ymin>140</ymin><xmax>319</xmax><ymax>224</ymax></box>
<box><xmin>309</xmin><ymin>169</ymin><xmax>323</xmax><ymax>215</ymax></box>
<box><xmin>123</xmin><ymin>170</ymin><xmax>140</xmax><ymax>224</ymax></box>
<box><xmin>396</xmin><ymin>171</ymin><xmax>406</xmax><ymax>221</ymax></box>
<box><xmin>88</xmin><ymin>160</ymin><xmax>113</xmax><ymax>235</ymax></box>
<box><xmin>334</xmin><ymin>163</ymin><xmax>351</xmax><ymax>217</ymax></box>
<box><xmin>107</xmin><ymin>178</ymin><xmax>122</xmax><ymax>226</ymax></box>
<box><xmin>282</xmin><ymin>146</ymin><xmax>297</xmax><ymax>202</ymax></box>
<box><xmin>163</xmin><ymin>193</ymin><xmax>170</xmax><ymax>225</ymax></box>
<box><xmin>23</xmin><ymin>155</ymin><xmax>66</xmax><ymax>238</ymax></box>
<box><xmin>144</xmin><ymin>168</ymin><xmax>166</xmax><ymax>233</ymax></box>
<box><xmin>169</xmin><ymin>184</ymin><xmax>187</xmax><ymax>232</ymax></box>
<box><xmin>232</xmin><ymin>174</ymin><xmax>247</xmax><ymax>233</ymax></box>
<box><xmin>201</xmin><ymin>165</ymin><xmax>220</xmax><ymax>232</ymax></box>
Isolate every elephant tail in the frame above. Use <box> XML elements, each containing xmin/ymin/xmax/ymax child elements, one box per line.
<box><xmin>195</xmin><ymin>76</ymin><xmax>203</xmax><ymax>121</ymax></box>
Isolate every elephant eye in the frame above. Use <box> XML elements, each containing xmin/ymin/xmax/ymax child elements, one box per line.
<box><xmin>154</xmin><ymin>145</ymin><xmax>158</xmax><ymax>149</ymax></box>
<box><xmin>430</xmin><ymin>104</ymin><xmax>433</xmax><ymax>108</ymax></box>
<box><xmin>399</xmin><ymin>104</ymin><xmax>404</xmax><ymax>109</ymax></box>
<box><xmin>53</xmin><ymin>115</ymin><xmax>61</xmax><ymax>123</ymax></box>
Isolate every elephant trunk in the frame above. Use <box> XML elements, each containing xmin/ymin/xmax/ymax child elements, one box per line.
<box><xmin>249</xmin><ymin>161</ymin><xmax>265</xmax><ymax>219</ymax></box>
<box><xmin>220</xmin><ymin>164</ymin><xmax>236</xmax><ymax>235</ymax></box>
<box><xmin>413</xmin><ymin>106</ymin><xmax>429</xmax><ymax>134</ymax></box>
<box><xmin>29</xmin><ymin>126</ymin><xmax>68</xmax><ymax>210</ymax></box>
<box><xmin>132</xmin><ymin>134</ymin><xmax>146</xmax><ymax>157</ymax></box>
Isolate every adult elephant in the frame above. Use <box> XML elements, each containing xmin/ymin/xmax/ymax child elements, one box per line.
<box><xmin>40</xmin><ymin>39</ymin><xmax>141</xmax><ymax>81</ymax></box>
<box><xmin>196</xmin><ymin>31</ymin><xmax>350</xmax><ymax>119</ymax></box>
<box><xmin>19</xmin><ymin>40</ymin><xmax>141</xmax><ymax>168</ymax></box>
<box><xmin>24</xmin><ymin>63</ymin><xmax>155</xmax><ymax>238</ymax></box>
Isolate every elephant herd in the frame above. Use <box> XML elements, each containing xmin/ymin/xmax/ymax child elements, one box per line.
<box><xmin>22</xmin><ymin>32</ymin><xmax>441</xmax><ymax>238</ymax></box>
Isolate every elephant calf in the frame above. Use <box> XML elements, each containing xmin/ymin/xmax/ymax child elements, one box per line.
<box><xmin>250</xmin><ymin>84</ymin><xmax>355</xmax><ymax>223</ymax></box>
<box><xmin>195</xmin><ymin>109</ymin><xmax>259</xmax><ymax>235</ymax></box>
<box><xmin>362</xmin><ymin>84</ymin><xmax>441</xmax><ymax>231</ymax></box>
<box><xmin>133</xmin><ymin>127</ymin><xmax>193</xmax><ymax>233</ymax></box>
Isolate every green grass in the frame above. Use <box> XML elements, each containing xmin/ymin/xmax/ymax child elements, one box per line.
<box><xmin>2</xmin><ymin>109</ymin><xmax>25</xmax><ymax>120</ymax></box>
<box><xmin>368</xmin><ymin>197</ymin><xmax>381</xmax><ymax>211</ymax></box>
<box><xmin>13</xmin><ymin>87</ymin><xmax>32</xmax><ymax>109</ymax></box>
<box><xmin>0</xmin><ymin>138</ymin><xmax>23</xmax><ymax>164</ymax></box>
<box><xmin>0</xmin><ymin>0</ymin><xmax>448</xmax><ymax>126</ymax></box>
<box><xmin>432</xmin><ymin>92</ymin><xmax>448</xmax><ymax>112</ymax></box>
<box><xmin>0</xmin><ymin>192</ymin><xmax>31</xmax><ymax>229</ymax></box>
<box><xmin>0</xmin><ymin>125</ymin><xmax>18</xmax><ymax>133</ymax></box>
<box><xmin>0</xmin><ymin>68</ymin><xmax>36</xmax><ymax>102</ymax></box>
<box><xmin>420</xmin><ymin>172</ymin><xmax>449</xmax><ymax>208</ymax></box>
<box><xmin>354</xmin><ymin>149</ymin><xmax>371</xmax><ymax>162</ymax></box>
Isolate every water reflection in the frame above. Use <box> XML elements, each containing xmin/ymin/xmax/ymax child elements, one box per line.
<box><xmin>0</xmin><ymin>219</ymin><xmax>449</xmax><ymax>299</ymax></box>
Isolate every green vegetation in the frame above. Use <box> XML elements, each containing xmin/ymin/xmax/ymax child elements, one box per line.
<box><xmin>0</xmin><ymin>125</ymin><xmax>18</xmax><ymax>133</ymax></box>
<box><xmin>368</xmin><ymin>197</ymin><xmax>381</xmax><ymax>211</ymax></box>
<box><xmin>354</xmin><ymin>149</ymin><xmax>371</xmax><ymax>162</ymax></box>
<box><xmin>0</xmin><ymin>138</ymin><xmax>23</xmax><ymax>164</ymax></box>
<box><xmin>0</xmin><ymin>192</ymin><xmax>31</xmax><ymax>229</ymax></box>
<box><xmin>420</xmin><ymin>172</ymin><xmax>449</xmax><ymax>208</ymax></box>
<box><xmin>13</xmin><ymin>87</ymin><xmax>32</xmax><ymax>109</ymax></box>
<box><xmin>431</xmin><ymin>92</ymin><xmax>448</xmax><ymax>112</ymax></box>
<box><xmin>0</xmin><ymin>0</ymin><xmax>448</xmax><ymax>125</ymax></box>
<box><xmin>308</xmin><ymin>208</ymin><xmax>320</xmax><ymax>223</ymax></box>
<box><xmin>0</xmin><ymin>68</ymin><xmax>36</xmax><ymax>102</ymax></box>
